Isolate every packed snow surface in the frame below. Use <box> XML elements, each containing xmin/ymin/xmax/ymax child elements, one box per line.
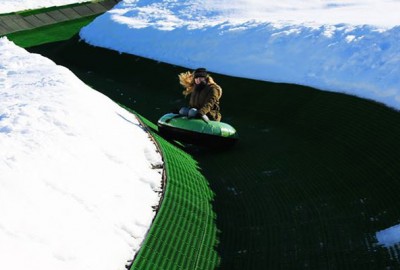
<box><xmin>0</xmin><ymin>0</ymin><xmax>88</xmax><ymax>13</ymax></box>
<box><xmin>0</xmin><ymin>37</ymin><xmax>163</xmax><ymax>270</ymax></box>
<box><xmin>377</xmin><ymin>224</ymin><xmax>400</xmax><ymax>248</ymax></box>
<box><xmin>80</xmin><ymin>0</ymin><xmax>400</xmax><ymax>110</ymax></box>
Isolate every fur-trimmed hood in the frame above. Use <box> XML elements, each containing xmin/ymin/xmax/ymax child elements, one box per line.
<box><xmin>178</xmin><ymin>71</ymin><xmax>222</xmax><ymax>98</ymax></box>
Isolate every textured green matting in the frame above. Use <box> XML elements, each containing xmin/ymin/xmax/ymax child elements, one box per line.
<box><xmin>4</xmin><ymin>15</ymin><xmax>97</xmax><ymax>47</ymax></box>
<box><xmin>129</xmin><ymin>114</ymin><xmax>219</xmax><ymax>270</ymax></box>
<box><xmin>0</xmin><ymin>0</ymin><xmax>118</xmax><ymax>46</ymax></box>
<box><xmin>26</xmin><ymin>31</ymin><xmax>400</xmax><ymax>269</ymax></box>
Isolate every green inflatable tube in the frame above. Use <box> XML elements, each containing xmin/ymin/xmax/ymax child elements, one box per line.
<box><xmin>157</xmin><ymin>113</ymin><xmax>238</xmax><ymax>147</ymax></box>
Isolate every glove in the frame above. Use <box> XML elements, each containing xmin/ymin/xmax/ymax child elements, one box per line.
<box><xmin>201</xmin><ymin>114</ymin><xmax>210</xmax><ymax>122</ymax></box>
<box><xmin>187</xmin><ymin>108</ymin><xmax>198</xmax><ymax>119</ymax></box>
<box><xmin>179</xmin><ymin>107</ymin><xmax>189</xmax><ymax>115</ymax></box>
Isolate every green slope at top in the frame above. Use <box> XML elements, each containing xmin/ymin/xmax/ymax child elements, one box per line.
<box><xmin>1</xmin><ymin>1</ymin><xmax>110</xmax><ymax>47</ymax></box>
<box><xmin>28</xmin><ymin>37</ymin><xmax>400</xmax><ymax>269</ymax></box>
<box><xmin>5</xmin><ymin>16</ymin><xmax>97</xmax><ymax>48</ymax></box>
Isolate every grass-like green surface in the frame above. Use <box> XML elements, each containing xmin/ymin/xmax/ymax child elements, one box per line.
<box><xmin>29</xmin><ymin>37</ymin><xmax>400</xmax><ymax>269</ymax></box>
<box><xmin>5</xmin><ymin>15</ymin><xmax>97</xmax><ymax>48</ymax></box>
<box><xmin>128</xmin><ymin>114</ymin><xmax>220</xmax><ymax>270</ymax></box>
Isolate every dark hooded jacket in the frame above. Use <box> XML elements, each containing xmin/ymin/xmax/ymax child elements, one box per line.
<box><xmin>189</xmin><ymin>81</ymin><xmax>222</xmax><ymax>121</ymax></box>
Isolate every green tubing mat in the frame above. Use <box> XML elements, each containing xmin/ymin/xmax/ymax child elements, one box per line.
<box><xmin>1</xmin><ymin>0</ymin><xmax>117</xmax><ymax>47</ymax></box>
<box><xmin>5</xmin><ymin>16</ymin><xmax>97</xmax><ymax>47</ymax></box>
<box><xmin>129</xmin><ymin>113</ymin><xmax>219</xmax><ymax>270</ymax></box>
<box><xmin>28</xmin><ymin>37</ymin><xmax>400</xmax><ymax>269</ymax></box>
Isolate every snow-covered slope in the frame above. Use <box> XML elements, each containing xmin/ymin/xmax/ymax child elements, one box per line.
<box><xmin>80</xmin><ymin>0</ymin><xmax>400</xmax><ymax>110</ymax></box>
<box><xmin>0</xmin><ymin>37</ymin><xmax>162</xmax><ymax>270</ymax></box>
<box><xmin>0</xmin><ymin>0</ymin><xmax>88</xmax><ymax>13</ymax></box>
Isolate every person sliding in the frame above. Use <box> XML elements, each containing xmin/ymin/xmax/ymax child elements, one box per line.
<box><xmin>178</xmin><ymin>68</ymin><xmax>222</xmax><ymax>122</ymax></box>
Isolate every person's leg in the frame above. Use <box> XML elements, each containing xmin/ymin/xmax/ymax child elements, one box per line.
<box><xmin>188</xmin><ymin>108</ymin><xmax>198</xmax><ymax>118</ymax></box>
<box><xmin>179</xmin><ymin>107</ymin><xmax>190</xmax><ymax>116</ymax></box>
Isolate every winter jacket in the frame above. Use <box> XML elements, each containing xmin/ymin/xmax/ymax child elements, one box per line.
<box><xmin>189</xmin><ymin>83</ymin><xmax>222</xmax><ymax>121</ymax></box>
<box><xmin>178</xmin><ymin>71</ymin><xmax>223</xmax><ymax>121</ymax></box>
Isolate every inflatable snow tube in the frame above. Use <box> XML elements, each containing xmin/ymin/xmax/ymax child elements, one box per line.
<box><xmin>157</xmin><ymin>113</ymin><xmax>238</xmax><ymax>148</ymax></box>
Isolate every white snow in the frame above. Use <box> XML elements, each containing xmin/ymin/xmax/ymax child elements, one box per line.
<box><xmin>0</xmin><ymin>0</ymin><xmax>88</xmax><ymax>13</ymax></box>
<box><xmin>1</xmin><ymin>0</ymin><xmax>400</xmax><ymax>269</ymax></box>
<box><xmin>0</xmin><ymin>37</ymin><xmax>163</xmax><ymax>270</ymax></box>
<box><xmin>376</xmin><ymin>223</ymin><xmax>400</xmax><ymax>260</ymax></box>
<box><xmin>377</xmin><ymin>224</ymin><xmax>400</xmax><ymax>248</ymax></box>
<box><xmin>79</xmin><ymin>0</ymin><xmax>400</xmax><ymax>110</ymax></box>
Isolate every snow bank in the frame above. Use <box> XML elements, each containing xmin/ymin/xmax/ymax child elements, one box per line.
<box><xmin>80</xmin><ymin>0</ymin><xmax>400</xmax><ymax>110</ymax></box>
<box><xmin>0</xmin><ymin>37</ymin><xmax>163</xmax><ymax>270</ymax></box>
<box><xmin>0</xmin><ymin>0</ymin><xmax>88</xmax><ymax>13</ymax></box>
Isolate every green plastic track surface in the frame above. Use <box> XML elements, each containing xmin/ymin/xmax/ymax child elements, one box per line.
<box><xmin>1</xmin><ymin>0</ymin><xmax>116</xmax><ymax>48</ymax></box>
<box><xmin>131</xmin><ymin>114</ymin><xmax>220</xmax><ymax>270</ymax></box>
<box><xmin>5</xmin><ymin>16</ymin><xmax>97</xmax><ymax>47</ymax></box>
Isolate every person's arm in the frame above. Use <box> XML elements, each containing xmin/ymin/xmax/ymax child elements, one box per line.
<box><xmin>198</xmin><ymin>87</ymin><xmax>219</xmax><ymax>116</ymax></box>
